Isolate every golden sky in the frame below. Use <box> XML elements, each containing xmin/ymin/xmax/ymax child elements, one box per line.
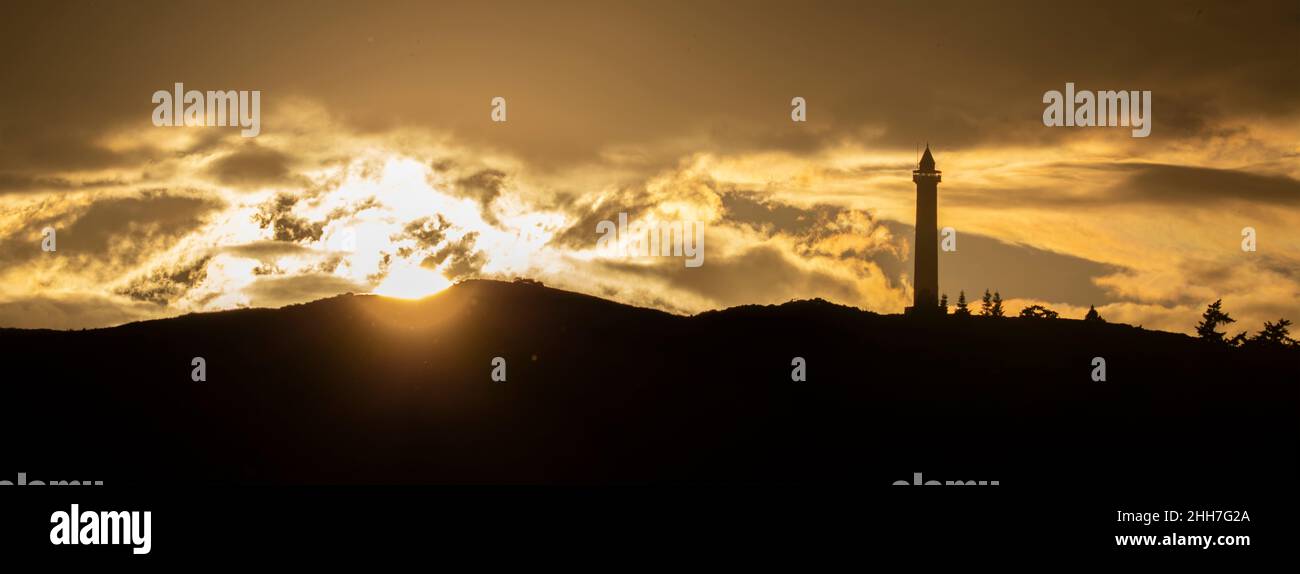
<box><xmin>1</xmin><ymin>0</ymin><xmax>1298</xmax><ymax>334</ymax></box>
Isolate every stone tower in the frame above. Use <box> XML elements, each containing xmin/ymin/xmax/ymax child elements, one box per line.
<box><xmin>909</xmin><ymin>144</ymin><xmax>941</xmax><ymax>316</ymax></box>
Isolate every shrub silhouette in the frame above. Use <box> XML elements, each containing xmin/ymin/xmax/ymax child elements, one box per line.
<box><xmin>1084</xmin><ymin>305</ymin><xmax>1105</xmax><ymax>323</ymax></box>
<box><xmin>1018</xmin><ymin>304</ymin><xmax>1059</xmax><ymax>319</ymax></box>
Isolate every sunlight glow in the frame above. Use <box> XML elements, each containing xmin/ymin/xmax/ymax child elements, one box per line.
<box><xmin>373</xmin><ymin>260</ymin><xmax>451</xmax><ymax>299</ymax></box>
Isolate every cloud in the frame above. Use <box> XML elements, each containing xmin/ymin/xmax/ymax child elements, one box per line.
<box><xmin>0</xmin><ymin>294</ymin><xmax>160</xmax><ymax>330</ymax></box>
<box><xmin>205</xmin><ymin>143</ymin><xmax>296</xmax><ymax>189</ymax></box>
<box><xmin>452</xmin><ymin>169</ymin><xmax>507</xmax><ymax>225</ymax></box>
<box><xmin>426</xmin><ymin>231</ymin><xmax>488</xmax><ymax>280</ymax></box>
<box><xmin>243</xmin><ymin>274</ymin><xmax>367</xmax><ymax>309</ymax></box>
<box><xmin>117</xmin><ymin>254</ymin><xmax>214</xmax><ymax>305</ymax></box>
<box><xmin>872</xmin><ymin>221</ymin><xmax>1126</xmax><ymax>307</ymax></box>
<box><xmin>399</xmin><ymin>215</ymin><xmax>452</xmax><ymax>251</ymax></box>
<box><xmin>1110</xmin><ymin>163</ymin><xmax>1300</xmax><ymax>206</ymax></box>
<box><xmin>252</xmin><ymin>193</ymin><xmax>324</xmax><ymax>243</ymax></box>
<box><xmin>222</xmin><ymin>240</ymin><xmax>314</xmax><ymax>262</ymax></box>
<box><xmin>0</xmin><ymin>0</ymin><xmax>1297</xmax><ymax>178</ymax></box>
<box><xmin>0</xmin><ymin>173</ymin><xmax>127</xmax><ymax>194</ymax></box>
<box><xmin>721</xmin><ymin>192</ymin><xmax>847</xmax><ymax>236</ymax></box>
<box><xmin>0</xmin><ymin>2</ymin><xmax>1296</xmax><ymax>334</ymax></box>
<box><xmin>599</xmin><ymin>244</ymin><xmax>863</xmax><ymax>309</ymax></box>
<box><xmin>0</xmin><ymin>189</ymin><xmax>224</xmax><ymax>269</ymax></box>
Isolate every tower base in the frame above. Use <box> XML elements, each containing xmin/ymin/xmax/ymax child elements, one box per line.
<box><xmin>904</xmin><ymin>304</ymin><xmax>947</xmax><ymax>317</ymax></box>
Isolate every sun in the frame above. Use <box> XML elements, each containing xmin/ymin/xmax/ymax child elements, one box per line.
<box><xmin>373</xmin><ymin>261</ymin><xmax>452</xmax><ymax>299</ymax></box>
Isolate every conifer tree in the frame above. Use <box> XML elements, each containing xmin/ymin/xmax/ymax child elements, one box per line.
<box><xmin>954</xmin><ymin>291</ymin><xmax>971</xmax><ymax>317</ymax></box>
<box><xmin>1250</xmin><ymin>318</ymin><xmax>1296</xmax><ymax>348</ymax></box>
<box><xmin>1196</xmin><ymin>299</ymin><xmax>1236</xmax><ymax>344</ymax></box>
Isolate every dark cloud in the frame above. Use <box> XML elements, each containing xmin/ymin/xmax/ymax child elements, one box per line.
<box><xmin>0</xmin><ymin>173</ymin><xmax>127</xmax><ymax>194</ymax></box>
<box><xmin>176</xmin><ymin>130</ymin><xmax>237</xmax><ymax>159</ymax></box>
<box><xmin>223</xmin><ymin>240</ymin><xmax>314</xmax><ymax>262</ymax></box>
<box><xmin>1256</xmin><ymin>254</ymin><xmax>1300</xmax><ymax>281</ymax></box>
<box><xmin>423</xmin><ymin>231</ymin><xmax>487</xmax><ymax>280</ymax></box>
<box><xmin>117</xmin><ymin>254</ymin><xmax>214</xmax><ymax>305</ymax></box>
<box><xmin>549</xmin><ymin>176</ymin><xmax>731</xmax><ymax>250</ymax></box>
<box><xmin>721</xmin><ymin>192</ymin><xmax>840</xmax><ymax>237</ymax></box>
<box><xmin>252</xmin><ymin>194</ymin><xmax>324</xmax><ymax>242</ymax></box>
<box><xmin>822</xmin><ymin>162</ymin><xmax>918</xmax><ymax>179</ymax></box>
<box><xmin>600</xmin><ymin>245</ymin><xmax>862</xmax><ymax>308</ymax></box>
<box><xmin>944</xmin><ymin>162</ymin><xmax>1300</xmax><ymax>210</ymax></box>
<box><xmin>0</xmin><ymin>131</ymin><xmax>155</xmax><ymax>174</ymax></box>
<box><xmin>389</xmin><ymin>214</ymin><xmax>487</xmax><ymax>280</ymax></box>
<box><xmin>326</xmin><ymin>196</ymin><xmax>381</xmax><ymax>220</ymax></box>
<box><xmin>205</xmin><ymin>143</ymin><xmax>295</xmax><ymax>189</ymax></box>
<box><xmin>723</xmin><ymin>192</ymin><xmax>896</xmax><ymax>252</ymax></box>
<box><xmin>244</xmin><ymin>273</ymin><xmax>366</xmax><ymax>309</ymax></box>
<box><xmin>252</xmin><ymin>263</ymin><xmax>284</xmax><ymax>276</ymax></box>
<box><xmin>0</xmin><ymin>294</ymin><xmax>159</xmax><ymax>330</ymax></box>
<box><xmin>713</xmin><ymin>182</ymin><xmax>1132</xmax><ymax>307</ymax></box>
<box><xmin>399</xmin><ymin>215</ymin><xmax>452</xmax><ymax>252</ymax></box>
<box><xmin>251</xmin><ymin>193</ymin><xmax>384</xmax><ymax>249</ymax></box>
<box><xmin>548</xmin><ymin>190</ymin><xmax>644</xmax><ymax>250</ymax></box>
<box><xmin>453</xmin><ymin>169</ymin><xmax>507</xmax><ymax>224</ymax></box>
<box><xmin>880</xmin><ymin>221</ymin><xmax>1124</xmax><ymax>307</ymax></box>
<box><xmin>4</xmin><ymin>1</ymin><xmax>1295</xmax><ymax>169</ymax></box>
<box><xmin>551</xmin><ymin>180</ymin><xmax>911</xmax><ymax>302</ymax></box>
<box><xmin>1111</xmin><ymin>163</ymin><xmax>1300</xmax><ymax>206</ymax></box>
<box><xmin>58</xmin><ymin>192</ymin><xmax>222</xmax><ymax>257</ymax></box>
<box><xmin>722</xmin><ymin>192</ymin><xmax>905</xmax><ymax>285</ymax></box>
<box><xmin>0</xmin><ymin>190</ymin><xmax>224</xmax><ymax>267</ymax></box>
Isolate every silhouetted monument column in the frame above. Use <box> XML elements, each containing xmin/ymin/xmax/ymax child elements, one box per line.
<box><xmin>907</xmin><ymin>145</ymin><xmax>941</xmax><ymax>316</ymax></box>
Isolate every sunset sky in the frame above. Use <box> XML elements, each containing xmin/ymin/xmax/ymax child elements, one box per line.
<box><xmin>1</xmin><ymin>0</ymin><xmax>1297</xmax><ymax>334</ymax></box>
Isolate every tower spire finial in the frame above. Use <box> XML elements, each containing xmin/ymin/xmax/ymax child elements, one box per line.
<box><xmin>919</xmin><ymin>143</ymin><xmax>936</xmax><ymax>171</ymax></box>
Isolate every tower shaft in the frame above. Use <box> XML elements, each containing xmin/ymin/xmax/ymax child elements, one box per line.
<box><xmin>910</xmin><ymin>145</ymin><xmax>941</xmax><ymax>315</ymax></box>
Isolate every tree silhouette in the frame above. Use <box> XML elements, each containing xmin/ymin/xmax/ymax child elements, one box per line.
<box><xmin>980</xmin><ymin>289</ymin><xmax>993</xmax><ymax>316</ymax></box>
<box><xmin>939</xmin><ymin>293</ymin><xmax>948</xmax><ymax>314</ymax></box>
<box><xmin>954</xmin><ymin>290</ymin><xmax>971</xmax><ymax>317</ymax></box>
<box><xmin>1249</xmin><ymin>318</ymin><xmax>1297</xmax><ymax>348</ymax></box>
<box><xmin>1084</xmin><ymin>305</ymin><xmax>1105</xmax><ymax>323</ymax></box>
<box><xmin>1195</xmin><ymin>300</ymin><xmax>1251</xmax><ymax>345</ymax></box>
<box><xmin>1195</xmin><ymin>299</ymin><xmax>1236</xmax><ymax>344</ymax></box>
<box><xmin>991</xmin><ymin>291</ymin><xmax>1005</xmax><ymax>318</ymax></box>
<box><xmin>1018</xmin><ymin>304</ymin><xmax>1059</xmax><ymax>319</ymax></box>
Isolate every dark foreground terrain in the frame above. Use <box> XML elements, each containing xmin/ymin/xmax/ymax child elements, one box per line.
<box><xmin>3</xmin><ymin>279</ymin><xmax>1294</xmax><ymax>487</ymax></box>
<box><xmin>1</xmin><ymin>279</ymin><xmax>1296</xmax><ymax>559</ymax></box>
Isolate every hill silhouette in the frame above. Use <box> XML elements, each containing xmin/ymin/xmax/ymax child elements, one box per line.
<box><xmin>2</xmin><ymin>279</ymin><xmax>1295</xmax><ymax>494</ymax></box>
